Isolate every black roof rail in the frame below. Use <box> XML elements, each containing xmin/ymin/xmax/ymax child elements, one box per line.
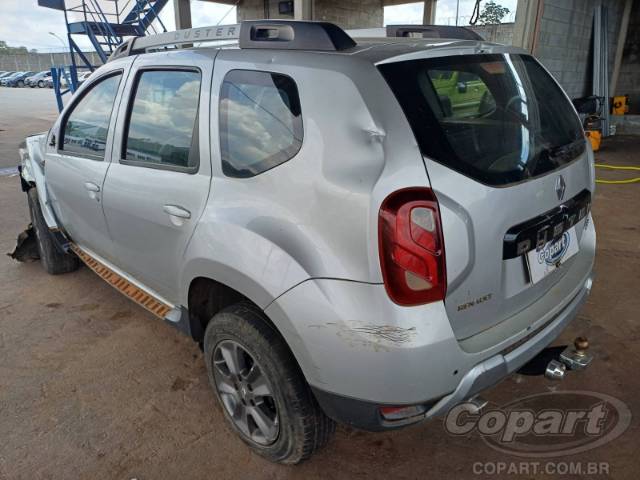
<box><xmin>239</xmin><ymin>20</ymin><xmax>356</xmax><ymax>51</ymax></box>
<box><xmin>107</xmin><ymin>20</ymin><xmax>356</xmax><ymax>62</ymax></box>
<box><xmin>386</xmin><ymin>24</ymin><xmax>483</xmax><ymax>41</ymax></box>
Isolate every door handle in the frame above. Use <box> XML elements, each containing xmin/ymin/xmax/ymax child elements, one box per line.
<box><xmin>84</xmin><ymin>182</ymin><xmax>101</xmax><ymax>192</ymax></box>
<box><xmin>163</xmin><ymin>204</ymin><xmax>191</xmax><ymax>219</ymax></box>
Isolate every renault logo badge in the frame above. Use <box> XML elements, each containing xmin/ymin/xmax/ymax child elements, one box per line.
<box><xmin>555</xmin><ymin>175</ymin><xmax>566</xmax><ymax>201</ymax></box>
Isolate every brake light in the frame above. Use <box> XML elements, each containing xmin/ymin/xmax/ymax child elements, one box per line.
<box><xmin>378</xmin><ymin>187</ymin><xmax>446</xmax><ymax>306</ymax></box>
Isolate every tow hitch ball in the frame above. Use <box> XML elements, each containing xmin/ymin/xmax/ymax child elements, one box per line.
<box><xmin>545</xmin><ymin>337</ymin><xmax>593</xmax><ymax>380</ymax></box>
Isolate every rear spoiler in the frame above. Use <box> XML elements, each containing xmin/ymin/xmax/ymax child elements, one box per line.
<box><xmin>347</xmin><ymin>25</ymin><xmax>483</xmax><ymax>41</ymax></box>
<box><xmin>386</xmin><ymin>25</ymin><xmax>483</xmax><ymax>40</ymax></box>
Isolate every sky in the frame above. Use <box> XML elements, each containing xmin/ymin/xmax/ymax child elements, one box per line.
<box><xmin>0</xmin><ymin>0</ymin><xmax>517</xmax><ymax>51</ymax></box>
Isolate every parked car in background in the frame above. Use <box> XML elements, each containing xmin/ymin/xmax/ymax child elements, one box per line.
<box><xmin>77</xmin><ymin>71</ymin><xmax>93</xmax><ymax>84</ymax></box>
<box><xmin>0</xmin><ymin>71</ymin><xmax>16</xmax><ymax>81</ymax></box>
<box><xmin>26</xmin><ymin>71</ymin><xmax>53</xmax><ymax>88</ymax></box>
<box><xmin>0</xmin><ymin>72</ymin><xmax>22</xmax><ymax>86</ymax></box>
<box><xmin>3</xmin><ymin>71</ymin><xmax>36</xmax><ymax>88</ymax></box>
<box><xmin>45</xmin><ymin>74</ymin><xmax>70</xmax><ymax>89</ymax></box>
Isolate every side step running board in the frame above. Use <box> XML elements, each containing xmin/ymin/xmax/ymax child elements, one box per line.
<box><xmin>69</xmin><ymin>243</ymin><xmax>172</xmax><ymax>319</ymax></box>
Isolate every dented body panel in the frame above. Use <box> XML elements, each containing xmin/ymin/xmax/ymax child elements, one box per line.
<box><xmin>20</xmin><ymin>133</ymin><xmax>58</xmax><ymax>228</ymax></box>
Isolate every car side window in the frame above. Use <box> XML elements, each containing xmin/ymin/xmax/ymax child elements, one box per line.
<box><xmin>123</xmin><ymin>69</ymin><xmax>201</xmax><ymax>171</ymax></box>
<box><xmin>62</xmin><ymin>73</ymin><xmax>122</xmax><ymax>160</ymax></box>
<box><xmin>219</xmin><ymin>70</ymin><xmax>303</xmax><ymax>178</ymax></box>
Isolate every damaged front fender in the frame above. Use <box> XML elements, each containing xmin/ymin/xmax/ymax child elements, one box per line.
<box><xmin>19</xmin><ymin>132</ymin><xmax>59</xmax><ymax>230</ymax></box>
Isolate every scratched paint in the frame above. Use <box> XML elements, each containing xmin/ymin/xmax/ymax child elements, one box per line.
<box><xmin>352</xmin><ymin>325</ymin><xmax>417</xmax><ymax>344</ymax></box>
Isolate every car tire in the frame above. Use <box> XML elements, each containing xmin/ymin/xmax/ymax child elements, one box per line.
<box><xmin>204</xmin><ymin>302</ymin><xmax>335</xmax><ymax>464</ymax></box>
<box><xmin>27</xmin><ymin>188</ymin><xmax>80</xmax><ymax>275</ymax></box>
<box><xmin>17</xmin><ymin>80</ymin><xmax>24</xmax><ymax>87</ymax></box>
<box><xmin>38</xmin><ymin>81</ymin><xmax>44</xmax><ymax>88</ymax></box>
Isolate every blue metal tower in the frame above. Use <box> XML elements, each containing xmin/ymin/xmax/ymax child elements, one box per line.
<box><xmin>38</xmin><ymin>0</ymin><xmax>169</xmax><ymax>110</ymax></box>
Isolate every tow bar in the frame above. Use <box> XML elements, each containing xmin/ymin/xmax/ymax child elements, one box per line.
<box><xmin>545</xmin><ymin>337</ymin><xmax>594</xmax><ymax>380</ymax></box>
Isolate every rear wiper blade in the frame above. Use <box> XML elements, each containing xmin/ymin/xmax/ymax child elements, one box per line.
<box><xmin>547</xmin><ymin>140</ymin><xmax>585</xmax><ymax>161</ymax></box>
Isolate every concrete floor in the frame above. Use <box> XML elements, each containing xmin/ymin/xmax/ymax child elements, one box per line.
<box><xmin>0</xmin><ymin>88</ymin><xmax>58</xmax><ymax>170</ymax></box>
<box><xmin>0</xmin><ymin>88</ymin><xmax>639</xmax><ymax>479</ymax></box>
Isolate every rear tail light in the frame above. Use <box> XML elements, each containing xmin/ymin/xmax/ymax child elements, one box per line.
<box><xmin>378</xmin><ymin>187</ymin><xmax>446</xmax><ymax>306</ymax></box>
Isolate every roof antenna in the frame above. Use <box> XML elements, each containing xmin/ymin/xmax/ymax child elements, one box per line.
<box><xmin>469</xmin><ymin>0</ymin><xmax>482</xmax><ymax>25</ymax></box>
<box><xmin>216</xmin><ymin>0</ymin><xmax>240</xmax><ymax>26</ymax></box>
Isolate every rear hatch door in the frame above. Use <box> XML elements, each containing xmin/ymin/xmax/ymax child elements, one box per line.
<box><xmin>379</xmin><ymin>52</ymin><xmax>593</xmax><ymax>339</ymax></box>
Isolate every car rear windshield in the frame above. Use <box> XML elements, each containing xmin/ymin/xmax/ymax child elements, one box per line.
<box><xmin>379</xmin><ymin>54</ymin><xmax>585</xmax><ymax>186</ymax></box>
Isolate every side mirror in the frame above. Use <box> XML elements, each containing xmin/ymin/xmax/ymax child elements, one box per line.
<box><xmin>457</xmin><ymin>81</ymin><xmax>467</xmax><ymax>94</ymax></box>
<box><xmin>48</xmin><ymin>124</ymin><xmax>60</xmax><ymax>149</ymax></box>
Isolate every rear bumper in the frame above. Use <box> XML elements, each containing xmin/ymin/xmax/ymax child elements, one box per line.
<box><xmin>265</xmin><ymin>216</ymin><xmax>595</xmax><ymax>430</ymax></box>
<box><xmin>310</xmin><ymin>274</ymin><xmax>592</xmax><ymax>430</ymax></box>
<box><xmin>426</xmin><ymin>273</ymin><xmax>592</xmax><ymax>419</ymax></box>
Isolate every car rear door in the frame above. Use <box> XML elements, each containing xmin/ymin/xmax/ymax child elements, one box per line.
<box><xmin>100</xmin><ymin>51</ymin><xmax>214</xmax><ymax>302</ymax></box>
<box><xmin>379</xmin><ymin>51</ymin><xmax>594</xmax><ymax>340</ymax></box>
<box><xmin>45</xmin><ymin>60</ymin><xmax>131</xmax><ymax>259</ymax></box>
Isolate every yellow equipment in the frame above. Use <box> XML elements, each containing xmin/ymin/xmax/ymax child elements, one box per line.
<box><xmin>586</xmin><ymin>130</ymin><xmax>602</xmax><ymax>152</ymax></box>
<box><xmin>612</xmin><ymin>95</ymin><xmax>629</xmax><ymax>115</ymax></box>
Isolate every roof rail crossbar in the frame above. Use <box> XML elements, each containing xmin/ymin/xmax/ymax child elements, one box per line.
<box><xmin>108</xmin><ymin>24</ymin><xmax>241</xmax><ymax>61</ymax></box>
<box><xmin>108</xmin><ymin>20</ymin><xmax>357</xmax><ymax>62</ymax></box>
<box><xmin>239</xmin><ymin>20</ymin><xmax>356</xmax><ymax>51</ymax></box>
<box><xmin>386</xmin><ymin>24</ymin><xmax>483</xmax><ymax>41</ymax></box>
<box><xmin>133</xmin><ymin>23</ymin><xmax>240</xmax><ymax>51</ymax></box>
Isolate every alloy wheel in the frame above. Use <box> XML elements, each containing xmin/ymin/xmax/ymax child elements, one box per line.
<box><xmin>212</xmin><ymin>340</ymin><xmax>279</xmax><ymax>445</ymax></box>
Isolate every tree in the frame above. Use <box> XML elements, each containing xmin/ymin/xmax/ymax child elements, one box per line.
<box><xmin>0</xmin><ymin>40</ymin><xmax>29</xmax><ymax>54</ymax></box>
<box><xmin>478</xmin><ymin>1</ymin><xmax>510</xmax><ymax>25</ymax></box>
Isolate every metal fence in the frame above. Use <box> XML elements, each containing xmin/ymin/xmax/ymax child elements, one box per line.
<box><xmin>0</xmin><ymin>51</ymin><xmax>103</xmax><ymax>72</ymax></box>
<box><xmin>438</xmin><ymin>11</ymin><xmax>516</xmax><ymax>26</ymax></box>
<box><xmin>469</xmin><ymin>22</ymin><xmax>515</xmax><ymax>45</ymax></box>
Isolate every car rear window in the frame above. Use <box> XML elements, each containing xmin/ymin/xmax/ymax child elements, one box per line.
<box><xmin>379</xmin><ymin>54</ymin><xmax>585</xmax><ymax>186</ymax></box>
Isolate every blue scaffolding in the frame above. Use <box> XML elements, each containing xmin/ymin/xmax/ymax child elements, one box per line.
<box><xmin>38</xmin><ymin>0</ymin><xmax>169</xmax><ymax>110</ymax></box>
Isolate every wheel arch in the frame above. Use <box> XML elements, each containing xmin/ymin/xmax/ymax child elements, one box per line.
<box><xmin>183</xmin><ymin>263</ymin><xmax>296</xmax><ymax>343</ymax></box>
<box><xmin>184</xmin><ymin>272</ymin><xmax>316</xmax><ymax>386</ymax></box>
<box><xmin>187</xmin><ymin>276</ymin><xmax>250</xmax><ymax>342</ymax></box>
<box><xmin>180</xmin><ymin>222</ymin><xmax>316</xmax><ymax>377</ymax></box>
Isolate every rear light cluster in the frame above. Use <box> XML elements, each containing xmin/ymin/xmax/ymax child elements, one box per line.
<box><xmin>378</xmin><ymin>187</ymin><xmax>446</xmax><ymax>306</ymax></box>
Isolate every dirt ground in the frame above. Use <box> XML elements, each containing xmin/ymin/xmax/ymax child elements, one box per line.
<box><xmin>0</xmin><ymin>88</ymin><xmax>639</xmax><ymax>479</ymax></box>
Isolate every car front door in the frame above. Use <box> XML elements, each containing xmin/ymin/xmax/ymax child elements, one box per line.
<box><xmin>100</xmin><ymin>52</ymin><xmax>213</xmax><ymax>302</ymax></box>
<box><xmin>45</xmin><ymin>61</ymin><xmax>131</xmax><ymax>259</ymax></box>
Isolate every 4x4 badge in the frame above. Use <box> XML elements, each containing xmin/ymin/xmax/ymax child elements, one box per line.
<box><xmin>555</xmin><ymin>175</ymin><xmax>566</xmax><ymax>201</ymax></box>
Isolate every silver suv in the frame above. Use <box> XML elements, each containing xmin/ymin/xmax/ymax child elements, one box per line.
<box><xmin>18</xmin><ymin>21</ymin><xmax>596</xmax><ymax>464</ymax></box>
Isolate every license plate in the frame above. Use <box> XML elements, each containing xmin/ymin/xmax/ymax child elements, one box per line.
<box><xmin>526</xmin><ymin>227</ymin><xmax>579</xmax><ymax>284</ymax></box>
